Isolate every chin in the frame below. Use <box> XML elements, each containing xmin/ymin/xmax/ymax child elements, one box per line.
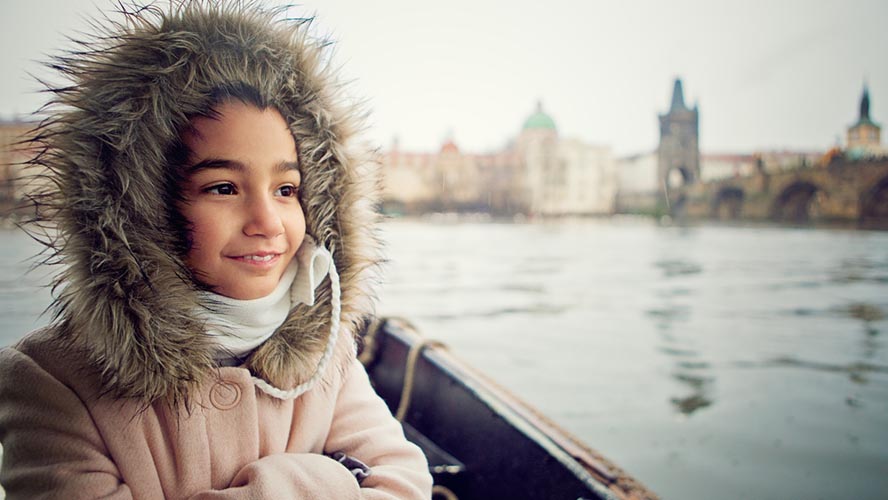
<box><xmin>217</xmin><ymin>283</ymin><xmax>275</xmax><ymax>300</ymax></box>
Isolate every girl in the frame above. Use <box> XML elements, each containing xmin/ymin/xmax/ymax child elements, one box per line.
<box><xmin>0</xmin><ymin>1</ymin><xmax>432</xmax><ymax>498</ymax></box>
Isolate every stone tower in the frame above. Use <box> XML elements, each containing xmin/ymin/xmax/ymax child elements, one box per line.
<box><xmin>658</xmin><ymin>78</ymin><xmax>700</xmax><ymax>205</ymax></box>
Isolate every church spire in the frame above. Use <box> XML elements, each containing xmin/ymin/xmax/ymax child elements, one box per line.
<box><xmin>859</xmin><ymin>84</ymin><xmax>871</xmax><ymax>122</ymax></box>
<box><xmin>670</xmin><ymin>78</ymin><xmax>687</xmax><ymax>111</ymax></box>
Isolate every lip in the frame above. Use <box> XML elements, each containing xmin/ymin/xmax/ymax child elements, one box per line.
<box><xmin>227</xmin><ymin>252</ymin><xmax>284</xmax><ymax>267</ymax></box>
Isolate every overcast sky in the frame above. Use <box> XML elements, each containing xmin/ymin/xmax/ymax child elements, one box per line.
<box><xmin>1</xmin><ymin>0</ymin><xmax>886</xmax><ymax>156</ymax></box>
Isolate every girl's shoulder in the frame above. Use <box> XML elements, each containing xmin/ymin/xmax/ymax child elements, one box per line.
<box><xmin>0</xmin><ymin>327</ymin><xmax>103</xmax><ymax>401</ymax></box>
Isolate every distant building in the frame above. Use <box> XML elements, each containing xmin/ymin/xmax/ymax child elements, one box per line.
<box><xmin>380</xmin><ymin>102</ymin><xmax>617</xmax><ymax>216</ymax></box>
<box><xmin>847</xmin><ymin>84</ymin><xmax>883</xmax><ymax>157</ymax></box>
<box><xmin>615</xmin><ymin>151</ymin><xmax>658</xmax><ymax>213</ymax></box>
<box><xmin>699</xmin><ymin>153</ymin><xmax>756</xmax><ymax>182</ymax></box>
<box><xmin>381</xmin><ymin>137</ymin><xmax>522</xmax><ymax>214</ymax></box>
<box><xmin>699</xmin><ymin>150</ymin><xmax>822</xmax><ymax>182</ymax></box>
<box><xmin>380</xmin><ymin>140</ymin><xmax>437</xmax><ymax>214</ymax></box>
<box><xmin>658</xmin><ymin>78</ymin><xmax>700</xmax><ymax>197</ymax></box>
<box><xmin>434</xmin><ymin>139</ymin><xmax>488</xmax><ymax>211</ymax></box>
<box><xmin>614</xmin><ymin>73</ymin><xmax>825</xmax><ymax>216</ymax></box>
<box><xmin>382</xmin><ymin>78</ymin><xmax>852</xmax><ymax>219</ymax></box>
<box><xmin>0</xmin><ymin>119</ymin><xmax>36</xmax><ymax>215</ymax></box>
<box><xmin>517</xmin><ymin>103</ymin><xmax>616</xmax><ymax>216</ymax></box>
<box><xmin>753</xmin><ymin>150</ymin><xmax>823</xmax><ymax>173</ymax></box>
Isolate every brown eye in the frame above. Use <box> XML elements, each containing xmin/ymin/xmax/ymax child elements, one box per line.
<box><xmin>275</xmin><ymin>185</ymin><xmax>298</xmax><ymax>197</ymax></box>
<box><xmin>206</xmin><ymin>183</ymin><xmax>236</xmax><ymax>195</ymax></box>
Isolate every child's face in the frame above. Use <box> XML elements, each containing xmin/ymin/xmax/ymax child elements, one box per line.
<box><xmin>178</xmin><ymin>101</ymin><xmax>306</xmax><ymax>300</ymax></box>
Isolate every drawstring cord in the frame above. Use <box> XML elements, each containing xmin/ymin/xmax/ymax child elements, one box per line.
<box><xmin>251</xmin><ymin>254</ymin><xmax>341</xmax><ymax>400</ymax></box>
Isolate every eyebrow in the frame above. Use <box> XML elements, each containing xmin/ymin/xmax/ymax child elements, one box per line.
<box><xmin>186</xmin><ymin>158</ymin><xmax>300</xmax><ymax>175</ymax></box>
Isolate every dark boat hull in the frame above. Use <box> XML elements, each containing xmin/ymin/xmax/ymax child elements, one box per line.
<box><xmin>359</xmin><ymin>318</ymin><xmax>657</xmax><ymax>500</ymax></box>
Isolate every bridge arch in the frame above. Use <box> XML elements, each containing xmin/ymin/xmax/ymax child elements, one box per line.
<box><xmin>711</xmin><ymin>187</ymin><xmax>745</xmax><ymax>220</ymax></box>
<box><xmin>666</xmin><ymin>165</ymin><xmax>693</xmax><ymax>189</ymax></box>
<box><xmin>860</xmin><ymin>174</ymin><xmax>888</xmax><ymax>226</ymax></box>
<box><xmin>663</xmin><ymin>165</ymin><xmax>693</xmax><ymax>217</ymax></box>
<box><xmin>771</xmin><ymin>181</ymin><xmax>822</xmax><ymax>223</ymax></box>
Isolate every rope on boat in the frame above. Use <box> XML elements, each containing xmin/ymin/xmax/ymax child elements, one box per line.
<box><xmin>396</xmin><ymin>337</ymin><xmax>446</xmax><ymax>422</ymax></box>
<box><xmin>361</xmin><ymin>320</ymin><xmax>460</xmax><ymax>498</ymax></box>
<box><xmin>358</xmin><ymin>317</ymin><xmax>448</xmax><ymax>423</ymax></box>
<box><xmin>431</xmin><ymin>485</ymin><xmax>459</xmax><ymax>500</ymax></box>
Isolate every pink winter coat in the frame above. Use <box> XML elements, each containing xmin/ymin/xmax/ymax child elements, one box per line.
<box><xmin>0</xmin><ymin>329</ymin><xmax>431</xmax><ymax>499</ymax></box>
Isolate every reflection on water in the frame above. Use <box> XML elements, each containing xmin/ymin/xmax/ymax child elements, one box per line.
<box><xmin>646</xmin><ymin>304</ymin><xmax>691</xmax><ymax>321</ymax></box>
<box><xmin>651</xmin><ymin>256</ymin><xmax>715</xmax><ymax>415</ymax></box>
<box><xmin>761</xmin><ymin>356</ymin><xmax>888</xmax><ymax>386</ymax></box>
<box><xmin>843</xmin><ymin>302</ymin><xmax>885</xmax><ymax>323</ymax></box>
<box><xmin>843</xmin><ymin>302</ymin><xmax>884</xmax><ymax>358</ymax></box>
<box><xmin>671</xmin><ymin>392</ymin><xmax>712</xmax><ymax>415</ymax></box>
<box><xmin>647</xmin><ymin>295</ymin><xmax>714</xmax><ymax>416</ymax></box>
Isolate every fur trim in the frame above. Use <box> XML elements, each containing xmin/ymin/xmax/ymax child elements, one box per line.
<box><xmin>22</xmin><ymin>1</ymin><xmax>382</xmax><ymax>405</ymax></box>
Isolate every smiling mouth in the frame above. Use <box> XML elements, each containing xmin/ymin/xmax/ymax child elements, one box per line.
<box><xmin>242</xmin><ymin>254</ymin><xmax>277</xmax><ymax>262</ymax></box>
<box><xmin>229</xmin><ymin>253</ymin><xmax>283</xmax><ymax>264</ymax></box>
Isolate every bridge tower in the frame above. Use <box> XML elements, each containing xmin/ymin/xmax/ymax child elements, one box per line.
<box><xmin>658</xmin><ymin>78</ymin><xmax>700</xmax><ymax>211</ymax></box>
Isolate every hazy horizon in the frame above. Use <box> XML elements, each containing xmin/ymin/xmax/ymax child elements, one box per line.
<box><xmin>1</xmin><ymin>0</ymin><xmax>886</xmax><ymax>156</ymax></box>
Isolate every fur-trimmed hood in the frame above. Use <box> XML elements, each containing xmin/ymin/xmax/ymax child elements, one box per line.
<box><xmin>25</xmin><ymin>1</ymin><xmax>381</xmax><ymax>405</ymax></box>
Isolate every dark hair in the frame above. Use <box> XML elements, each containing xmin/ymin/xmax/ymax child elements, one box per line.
<box><xmin>208</xmin><ymin>82</ymin><xmax>271</xmax><ymax>112</ymax></box>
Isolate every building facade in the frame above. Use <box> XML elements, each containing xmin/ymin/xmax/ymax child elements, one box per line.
<box><xmin>380</xmin><ymin>102</ymin><xmax>617</xmax><ymax>216</ymax></box>
<box><xmin>615</xmin><ymin>151</ymin><xmax>658</xmax><ymax>213</ymax></box>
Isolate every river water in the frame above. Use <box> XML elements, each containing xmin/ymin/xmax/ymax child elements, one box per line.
<box><xmin>2</xmin><ymin>218</ymin><xmax>888</xmax><ymax>499</ymax></box>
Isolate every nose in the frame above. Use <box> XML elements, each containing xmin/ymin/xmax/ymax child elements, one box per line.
<box><xmin>243</xmin><ymin>194</ymin><xmax>284</xmax><ymax>237</ymax></box>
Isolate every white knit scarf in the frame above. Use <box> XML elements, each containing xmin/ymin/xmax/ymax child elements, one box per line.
<box><xmin>197</xmin><ymin>237</ymin><xmax>340</xmax><ymax>399</ymax></box>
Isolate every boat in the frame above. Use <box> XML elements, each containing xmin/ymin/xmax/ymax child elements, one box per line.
<box><xmin>358</xmin><ymin>317</ymin><xmax>659</xmax><ymax>500</ymax></box>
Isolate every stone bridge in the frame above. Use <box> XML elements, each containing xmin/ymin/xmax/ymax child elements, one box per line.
<box><xmin>673</xmin><ymin>158</ymin><xmax>888</xmax><ymax>227</ymax></box>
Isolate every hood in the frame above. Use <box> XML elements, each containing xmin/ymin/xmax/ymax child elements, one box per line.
<box><xmin>25</xmin><ymin>1</ymin><xmax>381</xmax><ymax>405</ymax></box>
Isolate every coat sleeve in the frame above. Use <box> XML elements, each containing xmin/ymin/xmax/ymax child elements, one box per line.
<box><xmin>188</xmin><ymin>453</ymin><xmax>363</xmax><ymax>499</ymax></box>
<box><xmin>0</xmin><ymin>347</ymin><xmax>133</xmax><ymax>500</ymax></box>
<box><xmin>324</xmin><ymin>357</ymin><xmax>433</xmax><ymax>499</ymax></box>
<box><xmin>190</xmin><ymin>358</ymin><xmax>432</xmax><ymax>500</ymax></box>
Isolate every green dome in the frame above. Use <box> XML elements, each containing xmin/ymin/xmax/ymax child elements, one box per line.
<box><xmin>522</xmin><ymin>101</ymin><xmax>556</xmax><ymax>131</ymax></box>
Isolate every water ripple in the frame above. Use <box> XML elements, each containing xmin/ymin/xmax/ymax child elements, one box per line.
<box><xmin>420</xmin><ymin>303</ymin><xmax>568</xmax><ymax>321</ymax></box>
<box><xmin>830</xmin><ymin>257</ymin><xmax>888</xmax><ymax>284</ymax></box>
<box><xmin>654</xmin><ymin>259</ymin><xmax>703</xmax><ymax>277</ymax></box>
<box><xmin>738</xmin><ymin>356</ymin><xmax>888</xmax><ymax>385</ymax></box>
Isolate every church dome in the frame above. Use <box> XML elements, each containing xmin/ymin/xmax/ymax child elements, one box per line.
<box><xmin>522</xmin><ymin>101</ymin><xmax>557</xmax><ymax>131</ymax></box>
<box><xmin>440</xmin><ymin>139</ymin><xmax>459</xmax><ymax>154</ymax></box>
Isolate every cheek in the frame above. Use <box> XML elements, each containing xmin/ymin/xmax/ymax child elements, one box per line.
<box><xmin>182</xmin><ymin>210</ymin><xmax>223</xmax><ymax>259</ymax></box>
<box><xmin>183</xmin><ymin>227</ymin><xmax>226</xmax><ymax>283</ymax></box>
<box><xmin>287</xmin><ymin>206</ymin><xmax>307</xmax><ymax>239</ymax></box>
